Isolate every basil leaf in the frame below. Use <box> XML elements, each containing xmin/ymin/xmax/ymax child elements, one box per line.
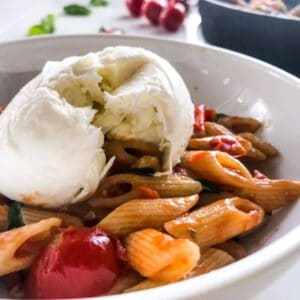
<box><xmin>27</xmin><ymin>14</ymin><xmax>55</xmax><ymax>36</ymax></box>
<box><xmin>90</xmin><ymin>0</ymin><xmax>109</xmax><ymax>6</ymax></box>
<box><xmin>64</xmin><ymin>4</ymin><xmax>91</xmax><ymax>15</ymax></box>
<box><xmin>200</xmin><ymin>180</ymin><xmax>220</xmax><ymax>194</ymax></box>
<box><xmin>8</xmin><ymin>202</ymin><xmax>23</xmax><ymax>230</ymax></box>
<box><xmin>27</xmin><ymin>25</ymin><xmax>46</xmax><ymax>36</ymax></box>
<box><xmin>41</xmin><ymin>14</ymin><xmax>55</xmax><ymax>33</ymax></box>
<box><xmin>214</xmin><ymin>113</ymin><xmax>229</xmax><ymax>123</ymax></box>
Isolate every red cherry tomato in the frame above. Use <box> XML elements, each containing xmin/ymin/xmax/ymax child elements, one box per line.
<box><xmin>168</xmin><ymin>0</ymin><xmax>189</xmax><ymax>12</ymax></box>
<box><xmin>142</xmin><ymin>0</ymin><xmax>165</xmax><ymax>25</ymax></box>
<box><xmin>194</xmin><ymin>104</ymin><xmax>206</xmax><ymax>133</ymax></box>
<box><xmin>209</xmin><ymin>136</ymin><xmax>240</xmax><ymax>155</ymax></box>
<box><xmin>25</xmin><ymin>227</ymin><xmax>126</xmax><ymax>299</ymax></box>
<box><xmin>126</xmin><ymin>0</ymin><xmax>145</xmax><ymax>16</ymax></box>
<box><xmin>159</xmin><ymin>3</ymin><xmax>185</xmax><ymax>31</ymax></box>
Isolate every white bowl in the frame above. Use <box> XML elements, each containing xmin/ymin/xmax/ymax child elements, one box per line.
<box><xmin>0</xmin><ymin>35</ymin><xmax>299</xmax><ymax>300</ymax></box>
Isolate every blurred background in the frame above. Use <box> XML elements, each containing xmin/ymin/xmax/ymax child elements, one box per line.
<box><xmin>0</xmin><ymin>0</ymin><xmax>299</xmax><ymax>74</ymax></box>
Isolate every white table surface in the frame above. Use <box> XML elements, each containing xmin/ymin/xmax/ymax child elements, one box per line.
<box><xmin>0</xmin><ymin>1</ymin><xmax>299</xmax><ymax>299</ymax></box>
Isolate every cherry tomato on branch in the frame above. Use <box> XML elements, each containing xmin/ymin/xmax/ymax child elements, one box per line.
<box><xmin>25</xmin><ymin>227</ymin><xmax>126</xmax><ymax>299</ymax></box>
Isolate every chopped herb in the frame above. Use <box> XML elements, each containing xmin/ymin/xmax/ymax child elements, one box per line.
<box><xmin>41</xmin><ymin>14</ymin><xmax>55</xmax><ymax>33</ymax></box>
<box><xmin>8</xmin><ymin>202</ymin><xmax>23</xmax><ymax>230</ymax></box>
<box><xmin>64</xmin><ymin>4</ymin><xmax>91</xmax><ymax>15</ymax></box>
<box><xmin>27</xmin><ymin>14</ymin><xmax>55</xmax><ymax>36</ymax></box>
<box><xmin>90</xmin><ymin>0</ymin><xmax>109</xmax><ymax>6</ymax></box>
<box><xmin>28</xmin><ymin>25</ymin><xmax>45</xmax><ymax>36</ymax></box>
<box><xmin>200</xmin><ymin>180</ymin><xmax>220</xmax><ymax>193</ymax></box>
<box><xmin>124</xmin><ymin>168</ymin><xmax>155</xmax><ymax>177</ymax></box>
<box><xmin>214</xmin><ymin>113</ymin><xmax>229</xmax><ymax>123</ymax></box>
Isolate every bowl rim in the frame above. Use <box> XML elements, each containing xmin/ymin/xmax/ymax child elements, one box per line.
<box><xmin>199</xmin><ymin>0</ymin><xmax>300</xmax><ymax>23</ymax></box>
<box><xmin>0</xmin><ymin>34</ymin><xmax>300</xmax><ymax>299</ymax></box>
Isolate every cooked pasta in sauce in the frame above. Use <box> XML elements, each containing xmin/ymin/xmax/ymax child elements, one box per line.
<box><xmin>0</xmin><ymin>49</ymin><xmax>300</xmax><ymax>299</ymax></box>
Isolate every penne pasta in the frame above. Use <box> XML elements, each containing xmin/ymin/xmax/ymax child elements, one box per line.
<box><xmin>217</xmin><ymin>116</ymin><xmax>262</xmax><ymax>133</ymax></box>
<box><xmin>183</xmin><ymin>151</ymin><xmax>254</xmax><ymax>187</ymax></box>
<box><xmin>201</xmin><ymin>122</ymin><xmax>233</xmax><ymax>137</ymax></box>
<box><xmin>124</xmin><ymin>279</ymin><xmax>165</xmax><ymax>293</ymax></box>
<box><xmin>98</xmin><ymin>195</ymin><xmax>199</xmax><ymax>236</ymax></box>
<box><xmin>104</xmin><ymin>139</ymin><xmax>160</xmax><ymax>167</ymax></box>
<box><xmin>239</xmin><ymin>132</ymin><xmax>279</xmax><ymax>157</ymax></box>
<box><xmin>0</xmin><ymin>218</ymin><xmax>61</xmax><ymax>276</ymax></box>
<box><xmin>89</xmin><ymin>174</ymin><xmax>202</xmax><ymax>209</ymax></box>
<box><xmin>232</xmin><ymin>179</ymin><xmax>300</xmax><ymax>212</ymax></box>
<box><xmin>164</xmin><ymin>197</ymin><xmax>264</xmax><ymax>247</ymax></box>
<box><xmin>186</xmin><ymin>248</ymin><xmax>235</xmax><ymax>278</ymax></box>
<box><xmin>20</xmin><ymin>207</ymin><xmax>83</xmax><ymax>227</ymax></box>
<box><xmin>242</xmin><ymin>147</ymin><xmax>267</xmax><ymax>161</ymax></box>
<box><xmin>125</xmin><ymin>229</ymin><xmax>200</xmax><ymax>282</ymax></box>
<box><xmin>131</xmin><ymin>156</ymin><xmax>161</xmax><ymax>171</ymax></box>
<box><xmin>183</xmin><ymin>150</ymin><xmax>300</xmax><ymax>211</ymax></box>
<box><xmin>188</xmin><ymin>135</ymin><xmax>251</xmax><ymax>157</ymax></box>
<box><xmin>215</xmin><ymin>240</ymin><xmax>247</xmax><ymax>260</ymax></box>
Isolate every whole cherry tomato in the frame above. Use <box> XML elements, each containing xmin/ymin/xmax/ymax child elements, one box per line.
<box><xmin>25</xmin><ymin>227</ymin><xmax>126</xmax><ymax>299</ymax></box>
<box><xmin>142</xmin><ymin>0</ymin><xmax>165</xmax><ymax>25</ymax></box>
<box><xmin>126</xmin><ymin>0</ymin><xmax>145</xmax><ymax>16</ymax></box>
<box><xmin>159</xmin><ymin>3</ymin><xmax>186</xmax><ymax>32</ymax></box>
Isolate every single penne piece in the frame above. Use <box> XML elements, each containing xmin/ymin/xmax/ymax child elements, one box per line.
<box><xmin>183</xmin><ymin>151</ymin><xmax>254</xmax><ymax>188</ymax></box>
<box><xmin>188</xmin><ymin>135</ymin><xmax>251</xmax><ymax>157</ymax></box>
<box><xmin>98</xmin><ymin>195</ymin><xmax>199</xmax><ymax>236</ymax></box>
<box><xmin>1</xmin><ymin>205</ymin><xmax>82</xmax><ymax>232</ymax></box>
<box><xmin>89</xmin><ymin>174</ymin><xmax>202</xmax><ymax>209</ymax></box>
<box><xmin>217</xmin><ymin>116</ymin><xmax>262</xmax><ymax>133</ymax></box>
<box><xmin>104</xmin><ymin>139</ymin><xmax>160</xmax><ymax>167</ymax></box>
<box><xmin>20</xmin><ymin>207</ymin><xmax>83</xmax><ymax>227</ymax></box>
<box><xmin>242</xmin><ymin>147</ymin><xmax>267</xmax><ymax>161</ymax></box>
<box><xmin>125</xmin><ymin>229</ymin><xmax>200</xmax><ymax>283</ymax></box>
<box><xmin>239</xmin><ymin>132</ymin><xmax>279</xmax><ymax>156</ymax></box>
<box><xmin>0</xmin><ymin>218</ymin><xmax>61</xmax><ymax>276</ymax></box>
<box><xmin>203</xmin><ymin>122</ymin><xmax>234</xmax><ymax>137</ymax></box>
<box><xmin>124</xmin><ymin>279</ymin><xmax>166</xmax><ymax>293</ymax></box>
<box><xmin>215</xmin><ymin>240</ymin><xmax>247</xmax><ymax>260</ymax></box>
<box><xmin>186</xmin><ymin>248</ymin><xmax>235</xmax><ymax>278</ymax></box>
<box><xmin>131</xmin><ymin>156</ymin><xmax>161</xmax><ymax>171</ymax></box>
<box><xmin>232</xmin><ymin>179</ymin><xmax>300</xmax><ymax>212</ymax></box>
<box><xmin>164</xmin><ymin>198</ymin><xmax>264</xmax><ymax>248</ymax></box>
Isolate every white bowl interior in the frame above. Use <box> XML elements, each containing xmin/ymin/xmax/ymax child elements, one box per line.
<box><xmin>0</xmin><ymin>35</ymin><xmax>299</xmax><ymax>299</ymax></box>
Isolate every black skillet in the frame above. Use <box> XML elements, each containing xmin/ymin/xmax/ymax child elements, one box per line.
<box><xmin>198</xmin><ymin>0</ymin><xmax>300</xmax><ymax>76</ymax></box>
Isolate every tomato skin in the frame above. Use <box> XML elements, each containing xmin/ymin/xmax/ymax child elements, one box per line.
<box><xmin>193</xmin><ymin>104</ymin><xmax>206</xmax><ymax>133</ymax></box>
<box><xmin>126</xmin><ymin>0</ymin><xmax>145</xmax><ymax>16</ymax></box>
<box><xmin>25</xmin><ymin>227</ymin><xmax>125</xmax><ymax>299</ymax></box>
<box><xmin>142</xmin><ymin>1</ymin><xmax>164</xmax><ymax>25</ymax></box>
<box><xmin>159</xmin><ymin>3</ymin><xmax>185</xmax><ymax>32</ymax></box>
